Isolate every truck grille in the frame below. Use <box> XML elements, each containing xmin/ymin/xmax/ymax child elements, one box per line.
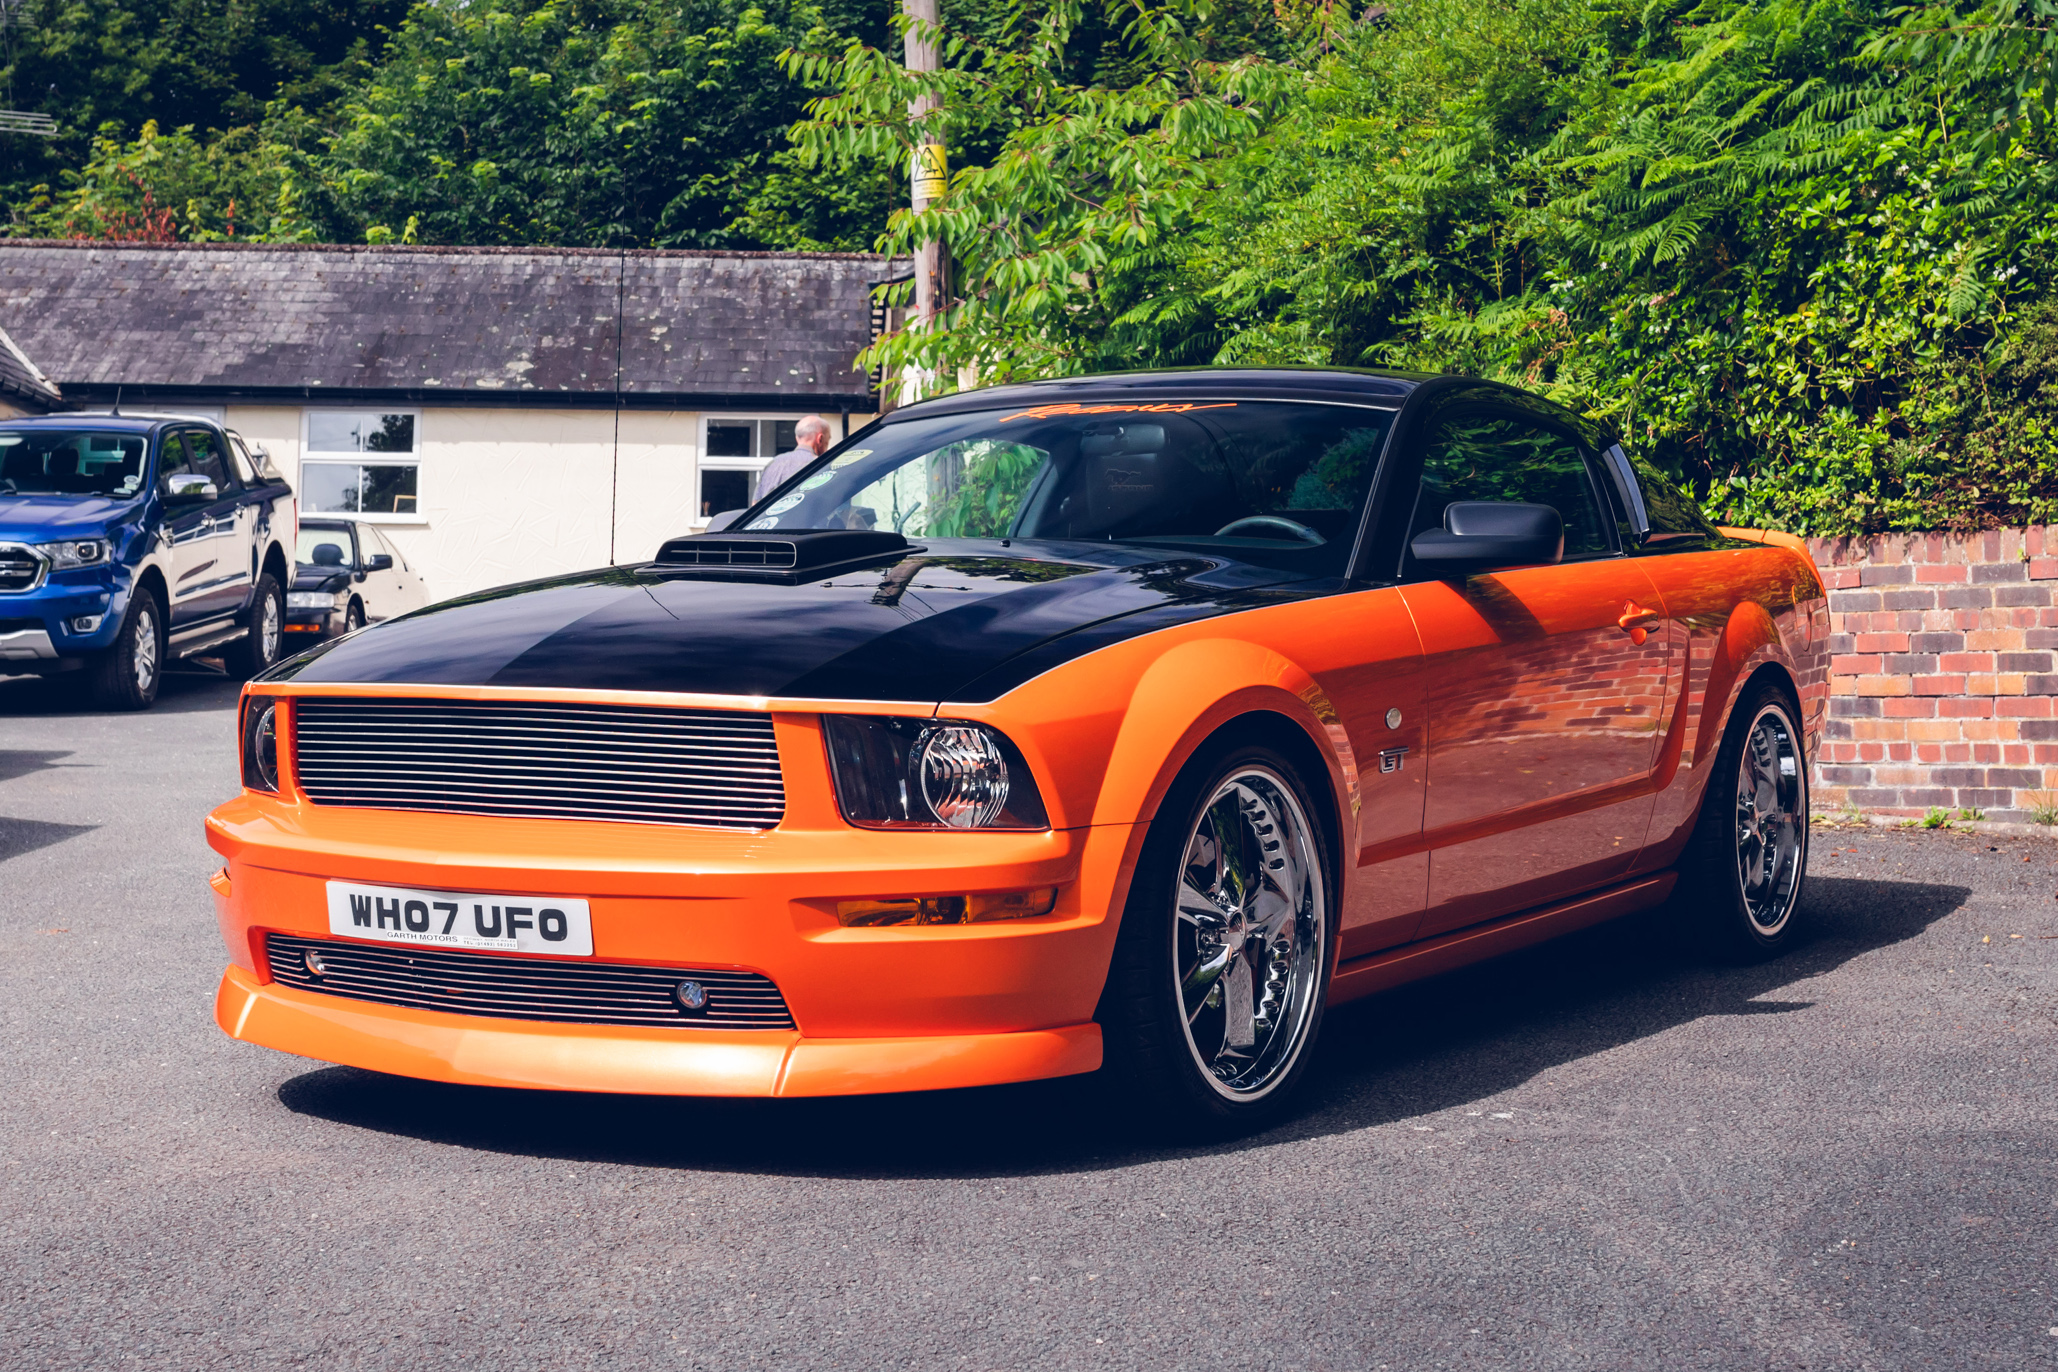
<box><xmin>0</xmin><ymin>544</ymin><xmax>43</xmax><ymax>593</ymax></box>
<box><xmin>291</xmin><ymin>698</ymin><xmax>785</xmax><ymax>829</ymax></box>
<box><xmin>264</xmin><ymin>934</ymin><xmax>798</xmax><ymax>1030</ymax></box>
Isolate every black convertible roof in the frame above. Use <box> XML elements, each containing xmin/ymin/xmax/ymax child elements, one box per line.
<box><xmin>889</xmin><ymin>366</ymin><xmax>1432</xmax><ymax>420</ymax></box>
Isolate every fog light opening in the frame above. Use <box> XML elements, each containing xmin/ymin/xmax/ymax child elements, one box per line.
<box><xmin>68</xmin><ymin>614</ymin><xmax>103</xmax><ymax>634</ymax></box>
<box><xmin>836</xmin><ymin>887</ymin><xmax>1059</xmax><ymax>927</ymax></box>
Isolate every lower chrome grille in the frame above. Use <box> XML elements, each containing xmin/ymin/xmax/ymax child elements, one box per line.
<box><xmin>0</xmin><ymin>543</ymin><xmax>43</xmax><ymax>593</ymax></box>
<box><xmin>264</xmin><ymin>934</ymin><xmax>798</xmax><ymax>1030</ymax></box>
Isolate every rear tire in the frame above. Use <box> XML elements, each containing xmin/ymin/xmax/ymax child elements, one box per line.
<box><xmin>1094</xmin><ymin>738</ymin><xmax>1337</xmax><ymax>1138</ymax></box>
<box><xmin>1675</xmin><ymin>677</ymin><xmax>1810</xmax><ymax>962</ymax></box>
<box><xmin>86</xmin><ymin>590</ymin><xmax>165</xmax><ymax>711</ymax></box>
<box><xmin>223</xmin><ymin>572</ymin><xmax>284</xmax><ymax>680</ymax></box>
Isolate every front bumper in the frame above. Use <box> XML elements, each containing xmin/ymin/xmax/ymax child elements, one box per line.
<box><xmin>282</xmin><ymin>607</ymin><xmax>340</xmax><ymax>638</ymax></box>
<box><xmin>0</xmin><ymin>567</ymin><xmax>122</xmax><ymax>663</ymax></box>
<box><xmin>206</xmin><ymin>763</ymin><xmax>1144</xmax><ymax>1096</ymax></box>
<box><xmin>214</xmin><ymin>965</ymin><xmax>1101</xmax><ymax>1096</ymax></box>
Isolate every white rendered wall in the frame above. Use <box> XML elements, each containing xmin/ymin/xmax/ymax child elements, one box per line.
<box><xmin>222</xmin><ymin>403</ymin><xmax>875</xmax><ymax>604</ymax></box>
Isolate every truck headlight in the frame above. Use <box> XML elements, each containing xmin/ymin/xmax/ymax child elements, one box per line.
<box><xmin>39</xmin><ymin>538</ymin><xmax>110</xmax><ymax>569</ymax></box>
<box><xmin>823</xmin><ymin>717</ymin><xmax>1049</xmax><ymax>830</ymax></box>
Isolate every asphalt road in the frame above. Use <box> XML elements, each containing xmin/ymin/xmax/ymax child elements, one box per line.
<box><xmin>1</xmin><ymin>667</ymin><xmax>2053</xmax><ymax>1372</ymax></box>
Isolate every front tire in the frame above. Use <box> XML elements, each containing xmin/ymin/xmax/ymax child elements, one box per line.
<box><xmin>223</xmin><ymin>572</ymin><xmax>284</xmax><ymax>680</ymax></box>
<box><xmin>86</xmin><ymin>590</ymin><xmax>165</xmax><ymax>711</ymax></box>
<box><xmin>1676</xmin><ymin>678</ymin><xmax>1810</xmax><ymax>961</ymax></box>
<box><xmin>1095</xmin><ymin>739</ymin><xmax>1336</xmax><ymax>1137</ymax></box>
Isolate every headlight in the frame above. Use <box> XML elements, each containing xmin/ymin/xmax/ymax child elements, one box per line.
<box><xmin>241</xmin><ymin>695</ymin><xmax>280</xmax><ymax>793</ymax></box>
<box><xmin>823</xmin><ymin>717</ymin><xmax>1049</xmax><ymax>830</ymax></box>
<box><xmin>287</xmin><ymin>590</ymin><xmax>342</xmax><ymax>609</ymax></box>
<box><xmin>38</xmin><ymin>538</ymin><xmax>111</xmax><ymax>569</ymax></box>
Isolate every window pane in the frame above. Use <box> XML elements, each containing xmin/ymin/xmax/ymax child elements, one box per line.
<box><xmin>182</xmin><ymin>429</ymin><xmax>234</xmax><ymax>491</ymax></box>
<box><xmin>1413</xmin><ymin>417</ymin><xmax>1608</xmax><ymax>556</ymax></box>
<box><xmin>360</xmin><ymin>463</ymin><xmax>419</xmax><ymax>515</ymax></box>
<box><xmin>309</xmin><ymin>412</ymin><xmax>414</xmax><ymax>454</ymax></box>
<box><xmin>746</xmin><ymin>401</ymin><xmax>1389</xmax><ymax>575</ymax></box>
<box><xmin>701</xmin><ymin>468</ymin><xmax>753</xmax><ymax>518</ymax></box>
<box><xmin>301</xmin><ymin>461</ymin><xmax>362</xmax><ymax>513</ymax></box>
<box><xmin>771</xmin><ymin>420</ymin><xmax>797</xmax><ymax>454</ymax></box>
<box><xmin>706</xmin><ymin>422</ymin><xmax>753</xmax><ymax>458</ymax></box>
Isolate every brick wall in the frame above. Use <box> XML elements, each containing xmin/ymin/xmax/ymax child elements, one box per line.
<box><xmin>1809</xmin><ymin>527</ymin><xmax>2058</xmax><ymax>819</ymax></box>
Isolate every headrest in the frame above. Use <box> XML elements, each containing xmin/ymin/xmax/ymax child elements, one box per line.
<box><xmin>311</xmin><ymin>542</ymin><xmax>345</xmax><ymax>566</ymax></box>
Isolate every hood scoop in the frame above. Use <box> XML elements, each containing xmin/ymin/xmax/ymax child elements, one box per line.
<box><xmin>648</xmin><ymin>529</ymin><xmax>917</xmax><ymax>584</ymax></box>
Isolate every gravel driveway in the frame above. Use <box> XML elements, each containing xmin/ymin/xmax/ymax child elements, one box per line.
<box><xmin>2</xmin><ymin>669</ymin><xmax>2052</xmax><ymax>1371</ymax></box>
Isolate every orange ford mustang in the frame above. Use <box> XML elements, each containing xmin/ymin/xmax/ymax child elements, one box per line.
<box><xmin>207</xmin><ymin>369</ymin><xmax>1827</xmax><ymax>1132</ymax></box>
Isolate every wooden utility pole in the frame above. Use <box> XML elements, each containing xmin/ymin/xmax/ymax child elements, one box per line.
<box><xmin>904</xmin><ymin>0</ymin><xmax>947</xmax><ymax>328</ymax></box>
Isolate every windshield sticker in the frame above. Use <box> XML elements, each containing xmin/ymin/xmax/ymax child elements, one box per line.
<box><xmin>999</xmin><ymin>402</ymin><xmax>1238</xmax><ymax>423</ymax></box>
<box><xmin>766</xmin><ymin>493</ymin><xmax>807</xmax><ymax>515</ymax></box>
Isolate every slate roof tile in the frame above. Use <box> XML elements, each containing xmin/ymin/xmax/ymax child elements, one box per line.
<box><xmin>0</xmin><ymin>241</ymin><xmax>888</xmax><ymax>401</ymax></box>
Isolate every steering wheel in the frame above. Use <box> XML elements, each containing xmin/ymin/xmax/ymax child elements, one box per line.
<box><xmin>1213</xmin><ymin>515</ymin><xmax>1324</xmax><ymax>545</ymax></box>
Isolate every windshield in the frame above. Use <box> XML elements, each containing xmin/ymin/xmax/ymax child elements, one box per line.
<box><xmin>0</xmin><ymin>430</ymin><xmax>149</xmax><ymax>498</ymax></box>
<box><xmin>742</xmin><ymin>400</ymin><xmax>1393</xmax><ymax>575</ymax></box>
<box><xmin>296</xmin><ymin>526</ymin><xmax>356</xmax><ymax>566</ymax></box>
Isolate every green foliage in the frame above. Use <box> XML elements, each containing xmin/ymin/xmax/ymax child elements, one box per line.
<box><xmin>797</xmin><ymin>0</ymin><xmax>2058</xmax><ymax>533</ymax></box>
<box><xmin>0</xmin><ymin>0</ymin><xmax>409</xmax><ymax>221</ymax></box>
<box><xmin>6</xmin><ymin>0</ymin><xmax>898</xmax><ymax>250</ymax></box>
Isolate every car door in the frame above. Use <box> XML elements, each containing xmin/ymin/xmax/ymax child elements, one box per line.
<box><xmin>352</xmin><ymin>523</ymin><xmax>410</xmax><ymax>620</ymax></box>
<box><xmin>184</xmin><ymin>427</ymin><xmax>256</xmax><ymax>619</ymax></box>
<box><xmin>1396</xmin><ymin>408</ymin><xmax>1674</xmax><ymax>937</ymax></box>
<box><xmin>157</xmin><ymin>430</ymin><xmax>234</xmax><ymax>628</ymax></box>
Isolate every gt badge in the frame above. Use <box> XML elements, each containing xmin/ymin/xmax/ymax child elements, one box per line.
<box><xmin>1378</xmin><ymin>745</ymin><xmax>1409</xmax><ymax>774</ymax></box>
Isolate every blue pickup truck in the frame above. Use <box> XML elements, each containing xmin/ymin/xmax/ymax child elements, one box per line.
<box><xmin>0</xmin><ymin>413</ymin><xmax>295</xmax><ymax>709</ymax></box>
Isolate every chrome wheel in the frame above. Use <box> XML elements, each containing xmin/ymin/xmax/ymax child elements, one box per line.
<box><xmin>259</xmin><ymin>589</ymin><xmax>281</xmax><ymax>661</ymax></box>
<box><xmin>1174</xmin><ymin>767</ymin><xmax>1326</xmax><ymax>1100</ymax></box>
<box><xmin>1735</xmin><ymin>703</ymin><xmax>1805</xmax><ymax>935</ymax></box>
<box><xmin>131</xmin><ymin>603</ymin><xmax>159</xmax><ymax>693</ymax></box>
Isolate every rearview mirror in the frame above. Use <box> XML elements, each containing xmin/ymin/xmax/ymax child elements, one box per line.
<box><xmin>163</xmin><ymin>473</ymin><xmax>217</xmax><ymax>502</ymax></box>
<box><xmin>1410</xmin><ymin>501</ymin><xmax>1564</xmax><ymax>572</ymax></box>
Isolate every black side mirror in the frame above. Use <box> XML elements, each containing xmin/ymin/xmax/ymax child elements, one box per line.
<box><xmin>365</xmin><ymin>553</ymin><xmax>394</xmax><ymax>572</ymax></box>
<box><xmin>1410</xmin><ymin>501</ymin><xmax>1564</xmax><ymax>572</ymax></box>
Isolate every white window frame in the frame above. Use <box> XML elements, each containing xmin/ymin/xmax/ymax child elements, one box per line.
<box><xmin>300</xmin><ymin>408</ymin><xmax>426</xmax><ymax>525</ymax></box>
<box><xmin>694</xmin><ymin>413</ymin><xmax>841</xmax><ymax>529</ymax></box>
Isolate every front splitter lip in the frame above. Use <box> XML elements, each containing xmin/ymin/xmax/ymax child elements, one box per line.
<box><xmin>215</xmin><ymin>966</ymin><xmax>1103</xmax><ymax>1098</ymax></box>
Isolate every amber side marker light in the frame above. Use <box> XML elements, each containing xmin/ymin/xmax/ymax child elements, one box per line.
<box><xmin>837</xmin><ymin>888</ymin><xmax>1059</xmax><ymax>927</ymax></box>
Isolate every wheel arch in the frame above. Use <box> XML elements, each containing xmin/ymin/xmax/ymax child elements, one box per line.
<box><xmin>261</xmin><ymin>540</ymin><xmax>290</xmax><ymax>590</ymax></box>
<box><xmin>131</xmin><ymin>562</ymin><xmax>169</xmax><ymax>614</ymax></box>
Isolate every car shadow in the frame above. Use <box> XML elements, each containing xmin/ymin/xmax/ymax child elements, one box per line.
<box><xmin>0</xmin><ymin>816</ymin><xmax>99</xmax><ymax>863</ymax></box>
<box><xmin>0</xmin><ymin>664</ymin><xmax>242</xmax><ymax>715</ymax></box>
<box><xmin>274</xmin><ymin>872</ymin><xmax>1968</xmax><ymax>1179</ymax></box>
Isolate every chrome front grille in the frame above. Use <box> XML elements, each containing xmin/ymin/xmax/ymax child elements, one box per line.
<box><xmin>291</xmin><ymin>698</ymin><xmax>786</xmax><ymax>829</ymax></box>
<box><xmin>0</xmin><ymin>543</ymin><xmax>44</xmax><ymax>593</ymax></box>
<box><xmin>264</xmin><ymin>934</ymin><xmax>797</xmax><ymax>1029</ymax></box>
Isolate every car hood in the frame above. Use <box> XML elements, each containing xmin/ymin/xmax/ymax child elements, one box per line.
<box><xmin>0</xmin><ymin>494</ymin><xmax>135</xmax><ymax>542</ymax></box>
<box><xmin>264</xmin><ymin>540</ymin><xmax>1345</xmax><ymax>703</ymax></box>
<box><xmin>293</xmin><ymin>565</ymin><xmax>352</xmax><ymax>592</ymax></box>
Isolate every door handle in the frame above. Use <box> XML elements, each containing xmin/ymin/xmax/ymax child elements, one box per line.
<box><xmin>1617</xmin><ymin>601</ymin><xmax>1662</xmax><ymax>645</ymax></box>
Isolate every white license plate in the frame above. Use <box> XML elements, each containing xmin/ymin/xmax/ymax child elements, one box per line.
<box><xmin>324</xmin><ymin>880</ymin><xmax>594</xmax><ymax>956</ymax></box>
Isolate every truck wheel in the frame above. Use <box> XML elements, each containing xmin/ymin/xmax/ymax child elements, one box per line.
<box><xmin>1676</xmin><ymin>677</ymin><xmax>1810</xmax><ymax>962</ymax></box>
<box><xmin>87</xmin><ymin>591</ymin><xmax>165</xmax><ymax>711</ymax></box>
<box><xmin>1095</xmin><ymin>738</ymin><xmax>1337</xmax><ymax>1138</ymax></box>
<box><xmin>223</xmin><ymin>572</ymin><xmax>284</xmax><ymax>680</ymax></box>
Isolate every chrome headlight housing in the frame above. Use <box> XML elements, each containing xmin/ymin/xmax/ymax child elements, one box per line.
<box><xmin>38</xmin><ymin>538</ymin><xmax>111</xmax><ymax>570</ymax></box>
<box><xmin>823</xmin><ymin>717</ymin><xmax>1049</xmax><ymax>830</ymax></box>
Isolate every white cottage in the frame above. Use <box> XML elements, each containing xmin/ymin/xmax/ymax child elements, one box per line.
<box><xmin>0</xmin><ymin>241</ymin><xmax>889</xmax><ymax>600</ymax></box>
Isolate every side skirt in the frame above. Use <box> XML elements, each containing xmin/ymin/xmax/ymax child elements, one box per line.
<box><xmin>1328</xmin><ymin>871</ymin><xmax>1678</xmax><ymax>1006</ymax></box>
